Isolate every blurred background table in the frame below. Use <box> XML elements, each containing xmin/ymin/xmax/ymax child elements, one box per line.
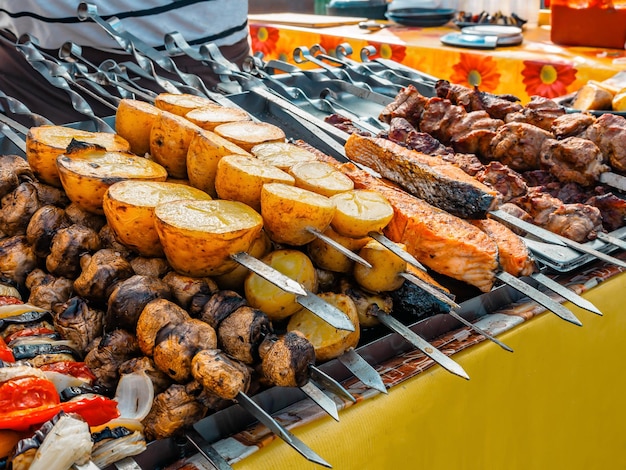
<box><xmin>249</xmin><ymin>14</ymin><xmax>626</xmax><ymax>103</ymax></box>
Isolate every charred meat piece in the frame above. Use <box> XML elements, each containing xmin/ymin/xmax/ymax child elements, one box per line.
<box><xmin>435</xmin><ymin>79</ymin><xmax>522</xmax><ymax>120</ymax></box>
<box><xmin>324</xmin><ymin>114</ymin><xmax>371</xmax><ymax>136</ymax></box>
<box><xmin>106</xmin><ymin>275</ymin><xmax>172</xmax><ymax>331</ymax></box>
<box><xmin>504</xmin><ymin>95</ymin><xmax>565</xmax><ymax>131</ymax></box>
<box><xmin>26</xmin><ymin>205</ymin><xmax>71</xmax><ymax>258</ymax></box>
<box><xmin>217</xmin><ymin>306</ymin><xmax>271</xmax><ymax>365</ymax></box>
<box><xmin>521</xmin><ymin>169</ymin><xmax>558</xmax><ymax>187</ymax></box>
<box><xmin>46</xmin><ymin>224</ymin><xmax>101</xmax><ymax>279</ymax></box>
<box><xmin>470</xmin><ymin>218</ymin><xmax>535</xmax><ymax>277</ymax></box>
<box><xmin>191</xmin><ymin>349</ymin><xmax>251</xmax><ymax>400</ymax></box>
<box><xmin>153</xmin><ymin>319</ymin><xmax>217</xmax><ymax>382</ymax></box>
<box><xmin>162</xmin><ymin>271</ymin><xmax>218</xmax><ymax>311</ymax></box>
<box><xmin>84</xmin><ymin>328</ymin><xmax>141</xmax><ymax>390</ymax></box>
<box><xmin>73</xmin><ymin>249</ymin><xmax>135</xmax><ymax>303</ymax></box>
<box><xmin>0</xmin><ymin>182</ymin><xmax>41</xmax><ymax>236</ymax></box>
<box><xmin>197</xmin><ymin>290</ymin><xmax>248</xmax><ymax>329</ymax></box>
<box><xmin>551</xmin><ymin>113</ymin><xmax>596</xmax><ymax>139</ymax></box>
<box><xmin>339</xmin><ymin>162</ymin><xmax>500</xmax><ymax>292</ymax></box>
<box><xmin>379</xmin><ymin>84</ymin><xmax>428</xmax><ymax>126</ymax></box>
<box><xmin>0</xmin><ymin>235</ymin><xmax>37</xmax><ymax>287</ymax></box>
<box><xmin>488</xmin><ymin>122</ymin><xmax>553</xmax><ymax>171</ymax></box>
<box><xmin>119</xmin><ymin>356</ymin><xmax>172</xmax><ymax>395</ymax></box>
<box><xmin>143</xmin><ymin>381</ymin><xmax>209</xmax><ymax>440</ymax></box>
<box><xmin>581</xmin><ymin>113</ymin><xmax>626</xmax><ymax>172</ymax></box>
<box><xmin>25</xmin><ymin>269</ymin><xmax>73</xmax><ymax>311</ymax></box>
<box><xmin>474</xmin><ymin>161</ymin><xmax>528</xmax><ymax>203</ymax></box>
<box><xmin>52</xmin><ymin>296</ymin><xmax>105</xmax><ymax>354</ymax></box>
<box><xmin>130</xmin><ymin>257</ymin><xmax>171</xmax><ymax>278</ymax></box>
<box><xmin>386</xmin><ymin>117</ymin><xmax>455</xmax><ymax>156</ymax></box>
<box><xmin>345</xmin><ymin>133</ymin><xmax>500</xmax><ymax>219</ymax></box>
<box><xmin>512</xmin><ymin>187</ymin><xmax>603</xmax><ymax>242</ymax></box>
<box><xmin>539</xmin><ymin>137</ymin><xmax>609</xmax><ymax>186</ymax></box>
<box><xmin>136</xmin><ymin>299</ymin><xmax>190</xmax><ymax>356</ymax></box>
<box><xmin>260</xmin><ymin>332</ymin><xmax>315</xmax><ymax>388</ymax></box>
<box><xmin>585</xmin><ymin>192</ymin><xmax>626</xmax><ymax>232</ymax></box>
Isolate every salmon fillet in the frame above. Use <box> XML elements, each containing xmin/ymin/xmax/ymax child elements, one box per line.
<box><xmin>470</xmin><ymin>218</ymin><xmax>535</xmax><ymax>277</ymax></box>
<box><xmin>344</xmin><ymin>133</ymin><xmax>500</xmax><ymax>219</ymax></box>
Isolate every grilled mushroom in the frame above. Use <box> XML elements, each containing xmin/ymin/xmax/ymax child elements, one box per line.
<box><xmin>25</xmin><ymin>268</ymin><xmax>73</xmax><ymax>311</ymax></box>
<box><xmin>73</xmin><ymin>249</ymin><xmax>134</xmax><ymax>302</ymax></box>
<box><xmin>46</xmin><ymin>224</ymin><xmax>101</xmax><ymax>279</ymax></box>
<box><xmin>51</xmin><ymin>296</ymin><xmax>105</xmax><ymax>354</ymax></box>
<box><xmin>196</xmin><ymin>290</ymin><xmax>248</xmax><ymax>329</ymax></box>
<box><xmin>136</xmin><ymin>299</ymin><xmax>190</xmax><ymax>357</ymax></box>
<box><xmin>217</xmin><ymin>306</ymin><xmax>271</xmax><ymax>365</ymax></box>
<box><xmin>260</xmin><ymin>332</ymin><xmax>315</xmax><ymax>388</ymax></box>
<box><xmin>162</xmin><ymin>271</ymin><xmax>218</xmax><ymax>310</ymax></box>
<box><xmin>26</xmin><ymin>205</ymin><xmax>71</xmax><ymax>258</ymax></box>
<box><xmin>0</xmin><ymin>182</ymin><xmax>41</xmax><ymax>236</ymax></box>
<box><xmin>190</xmin><ymin>349</ymin><xmax>251</xmax><ymax>400</ymax></box>
<box><xmin>84</xmin><ymin>328</ymin><xmax>141</xmax><ymax>391</ymax></box>
<box><xmin>0</xmin><ymin>235</ymin><xmax>38</xmax><ymax>287</ymax></box>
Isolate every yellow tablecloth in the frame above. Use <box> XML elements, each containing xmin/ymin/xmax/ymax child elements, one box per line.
<box><xmin>249</xmin><ymin>15</ymin><xmax>626</xmax><ymax>103</ymax></box>
<box><xmin>230</xmin><ymin>268</ymin><xmax>626</xmax><ymax>470</ymax></box>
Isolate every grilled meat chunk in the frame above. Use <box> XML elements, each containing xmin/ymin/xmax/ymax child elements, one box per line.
<box><xmin>26</xmin><ymin>205</ymin><xmax>71</xmax><ymax>258</ymax></box>
<box><xmin>51</xmin><ymin>296</ymin><xmax>104</xmax><ymax>354</ymax></box>
<box><xmin>0</xmin><ymin>235</ymin><xmax>37</xmax><ymax>287</ymax></box>
<box><xmin>379</xmin><ymin>84</ymin><xmax>428</xmax><ymax>125</ymax></box>
<box><xmin>585</xmin><ymin>192</ymin><xmax>626</xmax><ymax>232</ymax></box>
<box><xmin>84</xmin><ymin>328</ymin><xmax>141</xmax><ymax>390</ymax></box>
<box><xmin>260</xmin><ymin>332</ymin><xmax>315</xmax><ymax>388</ymax></box>
<box><xmin>191</xmin><ymin>349</ymin><xmax>251</xmax><ymax>400</ymax></box>
<box><xmin>488</xmin><ymin>122</ymin><xmax>553</xmax><ymax>171</ymax></box>
<box><xmin>73</xmin><ymin>249</ymin><xmax>134</xmax><ymax>303</ymax></box>
<box><xmin>46</xmin><ymin>224</ymin><xmax>101</xmax><ymax>279</ymax></box>
<box><xmin>324</xmin><ymin>113</ymin><xmax>371</xmax><ymax>136</ymax></box>
<box><xmin>539</xmin><ymin>137</ymin><xmax>609</xmax><ymax>186</ymax></box>
<box><xmin>106</xmin><ymin>275</ymin><xmax>172</xmax><ymax>331</ymax></box>
<box><xmin>217</xmin><ymin>306</ymin><xmax>271</xmax><ymax>365</ymax></box>
<box><xmin>551</xmin><ymin>113</ymin><xmax>596</xmax><ymax>138</ymax></box>
<box><xmin>581</xmin><ymin>113</ymin><xmax>626</xmax><ymax>172</ymax></box>
<box><xmin>504</xmin><ymin>95</ymin><xmax>565</xmax><ymax>131</ymax></box>
<box><xmin>136</xmin><ymin>299</ymin><xmax>190</xmax><ymax>356</ymax></box>
<box><xmin>153</xmin><ymin>319</ymin><xmax>217</xmax><ymax>382</ymax></box>
<box><xmin>25</xmin><ymin>268</ymin><xmax>73</xmax><ymax>311</ymax></box>
<box><xmin>474</xmin><ymin>162</ymin><xmax>528</xmax><ymax>203</ymax></box>
<box><xmin>345</xmin><ymin>133</ymin><xmax>500</xmax><ymax>219</ymax></box>
<box><xmin>143</xmin><ymin>381</ymin><xmax>209</xmax><ymax>440</ymax></box>
<box><xmin>0</xmin><ymin>182</ymin><xmax>41</xmax><ymax>236</ymax></box>
<box><xmin>386</xmin><ymin>117</ymin><xmax>454</xmax><ymax>156</ymax></box>
<box><xmin>435</xmin><ymin>79</ymin><xmax>522</xmax><ymax>120</ymax></box>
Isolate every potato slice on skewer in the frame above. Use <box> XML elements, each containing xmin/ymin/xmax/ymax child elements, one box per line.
<box><xmin>185</xmin><ymin>104</ymin><xmax>251</xmax><ymax>131</ymax></box>
<box><xmin>150</xmin><ymin>110</ymin><xmax>203</xmax><ymax>179</ymax></box>
<box><xmin>330</xmin><ymin>189</ymin><xmax>394</xmax><ymax>239</ymax></box>
<box><xmin>307</xmin><ymin>226</ymin><xmax>369</xmax><ymax>273</ymax></box>
<box><xmin>56</xmin><ymin>145</ymin><xmax>168</xmax><ymax>215</ymax></box>
<box><xmin>261</xmin><ymin>183</ymin><xmax>335</xmax><ymax>246</ymax></box>
<box><xmin>213</xmin><ymin>121</ymin><xmax>285</xmax><ymax>152</ymax></box>
<box><xmin>26</xmin><ymin>125</ymin><xmax>131</xmax><ymax>187</ymax></box>
<box><xmin>186</xmin><ymin>129</ymin><xmax>250</xmax><ymax>198</ymax></box>
<box><xmin>288</xmin><ymin>161</ymin><xmax>354</xmax><ymax>197</ymax></box>
<box><xmin>215</xmin><ymin>155</ymin><xmax>295</xmax><ymax>212</ymax></box>
<box><xmin>103</xmin><ymin>180</ymin><xmax>212</xmax><ymax>257</ymax></box>
<box><xmin>244</xmin><ymin>249</ymin><xmax>318</xmax><ymax>321</ymax></box>
<box><xmin>251</xmin><ymin>141</ymin><xmax>318</xmax><ymax>171</ymax></box>
<box><xmin>287</xmin><ymin>292</ymin><xmax>360</xmax><ymax>362</ymax></box>
<box><xmin>155</xmin><ymin>199</ymin><xmax>263</xmax><ymax>277</ymax></box>
<box><xmin>353</xmin><ymin>239</ymin><xmax>407</xmax><ymax>293</ymax></box>
<box><xmin>154</xmin><ymin>93</ymin><xmax>217</xmax><ymax>116</ymax></box>
<box><xmin>115</xmin><ymin>99</ymin><xmax>162</xmax><ymax>156</ymax></box>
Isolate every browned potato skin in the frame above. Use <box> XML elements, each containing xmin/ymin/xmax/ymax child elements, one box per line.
<box><xmin>260</xmin><ymin>332</ymin><xmax>315</xmax><ymax>388</ymax></box>
<box><xmin>307</xmin><ymin>226</ymin><xmax>369</xmax><ymax>273</ymax></box>
<box><xmin>353</xmin><ymin>239</ymin><xmax>406</xmax><ymax>293</ymax></box>
<box><xmin>136</xmin><ymin>298</ymin><xmax>190</xmax><ymax>356</ymax></box>
<box><xmin>153</xmin><ymin>319</ymin><xmax>218</xmax><ymax>382</ymax></box>
<box><xmin>191</xmin><ymin>349</ymin><xmax>251</xmax><ymax>400</ymax></box>
<box><xmin>115</xmin><ymin>99</ymin><xmax>162</xmax><ymax>156</ymax></box>
<box><xmin>217</xmin><ymin>306</ymin><xmax>272</xmax><ymax>365</ymax></box>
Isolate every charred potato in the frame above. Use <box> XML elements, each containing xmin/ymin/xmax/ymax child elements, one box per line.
<box><xmin>115</xmin><ymin>98</ymin><xmax>162</xmax><ymax>156</ymax></box>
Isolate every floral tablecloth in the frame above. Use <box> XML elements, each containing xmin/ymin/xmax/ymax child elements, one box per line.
<box><xmin>249</xmin><ymin>16</ymin><xmax>626</xmax><ymax>103</ymax></box>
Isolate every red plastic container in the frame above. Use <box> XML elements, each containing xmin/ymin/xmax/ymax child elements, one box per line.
<box><xmin>550</xmin><ymin>0</ymin><xmax>626</xmax><ymax>49</ymax></box>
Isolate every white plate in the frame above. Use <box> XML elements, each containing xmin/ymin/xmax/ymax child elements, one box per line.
<box><xmin>461</xmin><ymin>25</ymin><xmax>523</xmax><ymax>37</ymax></box>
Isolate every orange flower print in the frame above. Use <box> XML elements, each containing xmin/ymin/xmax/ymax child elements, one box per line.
<box><xmin>450</xmin><ymin>53</ymin><xmax>500</xmax><ymax>91</ymax></box>
<box><xmin>250</xmin><ymin>25</ymin><xmax>280</xmax><ymax>57</ymax></box>
<box><xmin>319</xmin><ymin>35</ymin><xmax>346</xmax><ymax>57</ymax></box>
<box><xmin>521</xmin><ymin>61</ymin><xmax>577</xmax><ymax>98</ymax></box>
<box><xmin>367</xmin><ymin>42</ymin><xmax>407</xmax><ymax>62</ymax></box>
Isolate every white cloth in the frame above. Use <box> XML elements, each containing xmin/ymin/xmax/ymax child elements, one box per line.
<box><xmin>0</xmin><ymin>0</ymin><xmax>248</xmax><ymax>51</ymax></box>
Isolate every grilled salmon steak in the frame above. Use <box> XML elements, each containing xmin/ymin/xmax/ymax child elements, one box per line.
<box><xmin>344</xmin><ymin>133</ymin><xmax>500</xmax><ymax>219</ymax></box>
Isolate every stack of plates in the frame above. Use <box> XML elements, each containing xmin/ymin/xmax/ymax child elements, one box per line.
<box><xmin>440</xmin><ymin>25</ymin><xmax>524</xmax><ymax>49</ymax></box>
<box><xmin>385</xmin><ymin>8</ymin><xmax>456</xmax><ymax>27</ymax></box>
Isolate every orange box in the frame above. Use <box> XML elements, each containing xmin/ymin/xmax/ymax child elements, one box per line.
<box><xmin>550</xmin><ymin>2</ymin><xmax>626</xmax><ymax>49</ymax></box>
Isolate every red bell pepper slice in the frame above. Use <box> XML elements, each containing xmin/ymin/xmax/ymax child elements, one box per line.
<box><xmin>0</xmin><ymin>337</ymin><xmax>14</xmax><ymax>363</ymax></box>
<box><xmin>61</xmin><ymin>395</ymin><xmax>120</xmax><ymax>427</ymax></box>
<box><xmin>39</xmin><ymin>361</ymin><xmax>97</xmax><ymax>383</ymax></box>
<box><xmin>4</xmin><ymin>327</ymin><xmax>57</xmax><ymax>344</ymax></box>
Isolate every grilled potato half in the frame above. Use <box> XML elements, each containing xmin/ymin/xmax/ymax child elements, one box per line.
<box><xmin>185</xmin><ymin>104</ymin><xmax>251</xmax><ymax>131</ymax></box>
<box><xmin>353</xmin><ymin>239</ymin><xmax>407</xmax><ymax>293</ymax></box>
<box><xmin>288</xmin><ymin>161</ymin><xmax>354</xmax><ymax>197</ymax></box>
<box><xmin>115</xmin><ymin>99</ymin><xmax>162</xmax><ymax>156</ymax></box>
<box><xmin>251</xmin><ymin>141</ymin><xmax>318</xmax><ymax>170</ymax></box>
<box><xmin>154</xmin><ymin>199</ymin><xmax>263</xmax><ymax>277</ymax></box>
<box><xmin>154</xmin><ymin>93</ymin><xmax>218</xmax><ymax>116</ymax></box>
<box><xmin>56</xmin><ymin>145</ymin><xmax>168</xmax><ymax>215</ymax></box>
<box><xmin>287</xmin><ymin>292</ymin><xmax>360</xmax><ymax>361</ymax></box>
<box><xmin>213</xmin><ymin>121</ymin><xmax>286</xmax><ymax>152</ymax></box>
<box><xmin>103</xmin><ymin>180</ymin><xmax>213</xmax><ymax>257</ymax></box>
<box><xmin>26</xmin><ymin>125</ymin><xmax>131</xmax><ymax>187</ymax></box>
<box><xmin>330</xmin><ymin>189</ymin><xmax>394</xmax><ymax>239</ymax></box>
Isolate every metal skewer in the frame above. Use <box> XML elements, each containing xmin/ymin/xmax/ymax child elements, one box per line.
<box><xmin>185</xmin><ymin>429</ymin><xmax>234</xmax><ymax>470</ymax></box>
<box><xmin>337</xmin><ymin>349</ymin><xmax>387</xmax><ymax>394</ymax></box>
<box><xmin>300</xmin><ymin>381</ymin><xmax>340</xmax><ymax>421</ymax></box>
<box><xmin>596</xmin><ymin>231</ymin><xmax>626</xmax><ymax>251</ymax></box>
<box><xmin>306</xmin><ymin>227</ymin><xmax>372</xmax><ymax>268</ymax></box>
<box><xmin>531</xmin><ymin>272</ymin><xmax>603</xmax><ymax>316</ymax></box>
